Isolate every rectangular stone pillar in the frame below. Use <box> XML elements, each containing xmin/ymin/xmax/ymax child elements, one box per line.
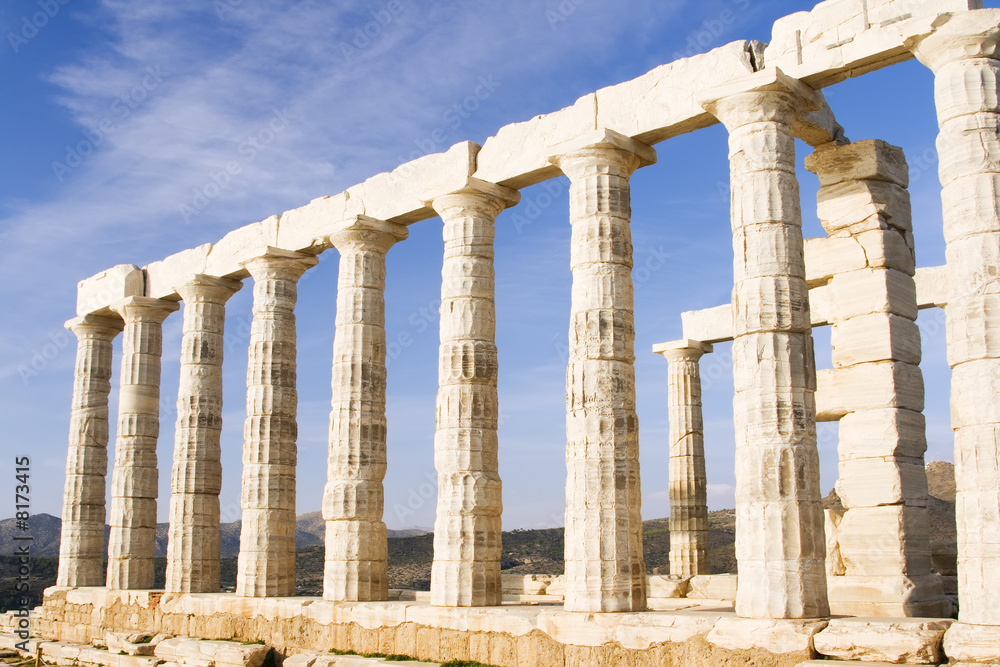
<box><xmin>912</xmin><ymin>11</ymin><xmax>1000</xmax><ymax>648</ymax></box>
<box><xmin>323</xmin><ymin>217</ymin><xmax>406</xmax><ymax>602</ymax></box>
<box><xmin>549</xmin><ymin>129</ymin><xmax>655</xmax><ymax>613</ymax></box>
<box><xmin>165</xmin><ymin>275</ymin><xmax>242</xmax><ymax>593</ymax></box>
<box><xmin>106</xmin><ymin>297</ymin><xmax>178</xmax><ymax>590</ymax></box>
<box><xmin>806</xmin><ymin>139</ymin><xmax>946</xmax><ymax>617</ymax></box>
<box><xmin>426</xmin><ymin>180</ymin><xmax>518</xmax><ymax>607</ymax></box>
<box><xmin>237</xmin><ymin>249</ymin><xmax>317</xmax><ymax>598</ymax></box>
<box><xmin>57</xmin><ymin>315</ymin><xmax>123</xmax><ymax>587</ymax></box>
<box><xmin>654</xmin><ymin>340</ymin><xmax>712</xmax><ymax>577</ymax></box>
<box><xmin>701</xmin><ymin>69</ymin><xmax>829</xmax><ymax>619</ymax></box>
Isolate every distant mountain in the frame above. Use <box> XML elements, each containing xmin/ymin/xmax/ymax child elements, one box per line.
<box><xmin>0</xmin><ymin>511</ymin><xmax>426</xmax><ymax>558</ymax></box>
<box><xmin>0</xmin><ymin>513</ymin><xmax>61</xmax><ymax>557</ymax></box>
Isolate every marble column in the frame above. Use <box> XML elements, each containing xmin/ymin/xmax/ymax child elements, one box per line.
<box><xmin>549</xmin><ymin>129</ymin><xmax>655</xmax><ymax>613</ymax></box>
<box><xmin>165</xmin><ymin>275</ymin><xmax>242</xmax><ymax>593</ymax></box>
<box><xmin>236</xmin><ymin>249</ymin><xmax>317</xmax><ymax>598</ymax></box>
<box><xmin>57</xmin><ymin>314</ymin><xmax>123</xmax><ymax>587</ymax></box>
<box><xmin>105</xmin><ymin>297</ymin><xmax>178</xmax><ymax>590</ymax></box>
<box><xmin>323</xmin><ymin>217</ymin><xmax>406</xmax><ymax>602</ymax></box>
<box><xmin>654</xmin><ymin>340</ymin><xmax>712</xmax><ymax>578</ymax></box>
<box><xmin>428</xmin><ymin>180</ymin><xmax>519</xmax><ymax>607</ymax></box>
<box><xmin>701</xmin><ymin>69</ymin><xmax>829</xmax><ymax>619</ymax></box>
<box><xmin>806</xmin><ymin>139</ymin><xmax>946</xmax><ymax>617</ymax></box>
<box><xmin>911</xmin><ymin>11</ymin><xmax>1000</xmax><ymax>636</ymax></box>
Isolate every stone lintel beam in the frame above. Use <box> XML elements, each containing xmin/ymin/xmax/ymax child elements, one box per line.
<box><xmin>323</xmin><ymin>217</ymin><xmax>406</xmax><ymax>603</ymax></box>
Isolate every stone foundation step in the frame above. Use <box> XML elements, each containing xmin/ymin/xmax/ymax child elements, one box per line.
<box><xmin>797</xmin><ymin>662</ymin><xmax>943</xmax><ymax>667</ymax></box>
<box><xmin>0</xmin><ymin>634</ymin><xmax>442</xmax><ymax>667</ymax></box>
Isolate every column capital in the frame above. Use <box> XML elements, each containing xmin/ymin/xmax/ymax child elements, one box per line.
<box><xmin>804</xmin><ymin>139</ymin><xmax>909</xmax><ymax>188</ymax></box>
<box><xmin>699</xmin><ymin>67</ymin><xmax>822</xmax><ymax>129</ymax></box>
<box><xmin>240</xmin><ymin>246</ymin><xmax>319</xmax><ymax>281</ymax></box>
<box><xmin>64</xmin><ymin>314</ymin><xmax>125</xmax><ymax>338</ymax></box>
<box><xmin>908</xmin><ymin>10</ymin><xmax>1000</xmax><ymax>72</ymax></box>
<box><xmin>547</xmin><ymin>128</ymin><xmax>656</xmax><ymax>180</ymax></box>
<box><xmin>425</xmin><ymin>177</ymin><xmax>520</xmax><ymax>219</ymax></box>
<box><xmin>109</xmin><ymin>296</ymin><xmax>179</xmax><ymax>324</ymax></box>
<box><xmin>328</xmin><ymin>215</ymin><xmax>408</xmax><ymax>254</ymax></box>
<box><xmin>653</xmin><ymin>339</ymin><xmax>713</xmax><ymax>362</ymax></box>
<box><xmin>173</xmin><ymin>274</ymin><xmax>243</xmax><ymax>303</ymax></box>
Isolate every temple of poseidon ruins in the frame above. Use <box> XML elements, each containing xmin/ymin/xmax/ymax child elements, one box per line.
<box><xmin>5</xmin><ymin>0</ymin><xmax>1000</xmax><ymax>665</ymax></box>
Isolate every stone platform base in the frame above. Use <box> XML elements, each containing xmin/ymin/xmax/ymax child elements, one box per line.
<box><xmin>1</xmin><ymin>587</ymin><xmax>983</xmax><ymax>667</ymax></box>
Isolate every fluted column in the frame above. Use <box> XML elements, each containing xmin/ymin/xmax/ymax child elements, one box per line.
<box><xmin>912</xmin><ymin>11</ymin><xmax>1000</xmax><ymax>635</ymax></box>
<box><xmin>654</xmin><ymin>340</ymin><xmax>712</xmax><ymax>578</ymax></box>
<box><xmin>236</xmin><ymin>248</ymin><xmax>317</xmax><ymax>598</ymax></box>
<box><xmin>806</xmin><ymin>139</ymin><xmax>946</xmax><ymax>617</ymax></box>
<box><xmin>323</xmin><ymin>217</ymin><xmax>406</xmax><ymax>602</ymax></box>
<box><xmin>57</xmin><ymin>315</ymin><xmax>123</xmax><ymax>587</ymax></box>
<box><xmin>165</xmin><ymin>275</ymin><xmax>241</xmax><ymax>593</ymax></box>
<box><xmin>549</xmin><ymin>129</ymin><xmax>655</xmax><ymax>613</ymax></box>
<box><xmin>701</xmin><ymin>69</ymin><xmax>829</xmax><ymax>619</ymax></box>
<box><xmin>428</xmin><ymin>180</ymin><xmax>519</xmax><ymax>607</ymax></box>
<box><xmin>105</xmin><ymin>297</ymin><xmax>178</xmax><ymax>590</ymax></box>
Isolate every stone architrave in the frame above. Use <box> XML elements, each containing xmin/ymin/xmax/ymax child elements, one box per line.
<box><xmin>427</xmin><ymin>180</ymin><xmax>519</xmax><ymax>607</ymax></box>
<box><xmin>105</xmin><ymin>297</ymin><xmax>178</xmax><ymax>590</ymax></box>
<box><xmin>323</xmin><ymin>217</ymin><xmax>406</xmax><ymax>602</ymax></box>
<box><xmin>236</xmin><ymin>249</ymin><xmax>318</xmax><ymax>598</ymax></box>
<box><xmin>910</xmin><ymin>10</ymin><xmax>1000</xmax><ymax>633</ymax></box>
<box><xmin>806</xmin><ymin>139</ymin><xmax>947</xmax><ymax>617</ymax></box>
<box><xmin>654</xmin><ymin>339</ymin><xmax>713</xmax><ymax>577</ymax></box>
<box><xmin>56</xmin><ymin>315</ymin><xmax>124</xmax><ymax>587</ymax></box>
<box><xmin>701</xmin><ymin>68</ymin><xmax>829</xmax><ymax>620</ymax></box>
<box><xmin>549</xmin><ymin>129</ymin><xmax>656</xmax><ymax>613</ymax></box>
<box><xmin>165</xmin><ymin>275</ymin><xmax>242</xmax><ymax>594</ymax></box>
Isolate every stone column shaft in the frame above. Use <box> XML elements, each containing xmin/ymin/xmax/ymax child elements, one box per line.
<box><xmin>323</xmin><ymin>218</ymin><xmax>406</xmax><ymax>602</ymax></box>
<box><xmin>428</xmin><ymin>182</ymin><xmax>518</xmax><ymax>607</ymax></box>
<box><xmin>913</xmin><ymin>11</ymin><xmax>1000</xmax><ymax>631</ymax></box>
<box><xmin>236</xmin><ymin>249</ymin><xmax>317</xmax><ymax>598</ymax></box>
<box><xmin>550</xmin><ymin>130</ymin><xmax>654</xmax><ymax>613</ymax></box>
<box><xmin>57</xmin><ymin>315</ymin><xmax>123</xmax><ymax>587</ymax></box>
<box><xmin>165</xmin><ymin>275</ymin><xmax>242</xmax><ymax>593</ymax></box>
<box><xmin>806</xmin><ymin>139</ymin><xmax>946</xmax><ymax>617</ymax></box>
<box><xmin>654</xmin><ymin>340</ymin><xmax>712</xmax><ymax>577</ymax></box>
<box><xmin>702</xmin><ymin>70</ymin><xmax>829</xmax><ymax>619</ymax></box>
<box><xmin>106</xmin><ymin>297</ymin><xmax>178</xmax><ymax>590</ymax></box>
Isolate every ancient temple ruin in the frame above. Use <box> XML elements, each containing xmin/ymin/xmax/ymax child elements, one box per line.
<box><xmin>8</xmin><ymin>0</ymin><xmax>1000</xmax><ymax>665</ymax></box>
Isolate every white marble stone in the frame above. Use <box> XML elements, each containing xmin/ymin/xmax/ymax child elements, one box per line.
<box><xmin>323</xmin><ymin>218</ymin><xmax>407</xmax><ymax>603</ymax></box>
<box><xmin>165</xmin><ymin>275</ymin><xmax>242</xmax><ymax>594</ymax></box>
<box><xmin>237</xmin><ymin>249</ymin><xmax>317</xmax><ymax>598</ymax></box>
<box><xmin>57</xmin><ymin>315</ymin><xmax>123</xmax><ymax>587</ymax></box>
<box><xmin>106</xmin><ymin>297</ymin><xmax>178</xmax><ymax>590</ymax></box>
<box><xmin>653</xmin><ymin>340</ymin><xmax>712</xmax><ymax>577</ymax></box>
<box><xmin>549</xmin><ymin>129</ymin><xmax>654</xmax><ymax>613</ymax></box>
<box><xmin>427</xmin><ymin>181</ymin><xmax>518</xmax><ymax>608</ymax></box>
<box><xmin>814</xmin><ymin>617</ymin><xmax>952</xmax><ymax>664</ymax></box>
<box><xmin>701</xmin><ymin>67</ymin><xmax>828</xmax><ymax>621</ymax></box>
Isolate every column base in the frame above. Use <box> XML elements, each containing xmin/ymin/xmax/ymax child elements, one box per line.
<box><xmin>944</xmin><ymin>622</ymin><xmax>1000</xmax><ymax>663</ymax></box>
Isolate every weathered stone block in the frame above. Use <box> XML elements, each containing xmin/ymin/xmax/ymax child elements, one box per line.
<box><xmin>813</xmin><ymin>617</ymin><xmax>951</xmax><ymax>664</ymax></box>
<box><xmin>77</xmin><ymin>265</ymin><xmax>145</xmax><ymax>317</ymax></box>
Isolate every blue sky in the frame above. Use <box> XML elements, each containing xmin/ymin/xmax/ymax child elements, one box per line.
<box><xmin>0</xmin><ymin>0</ymin><xmax>985</xmax><ymax>531</ymax></box>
